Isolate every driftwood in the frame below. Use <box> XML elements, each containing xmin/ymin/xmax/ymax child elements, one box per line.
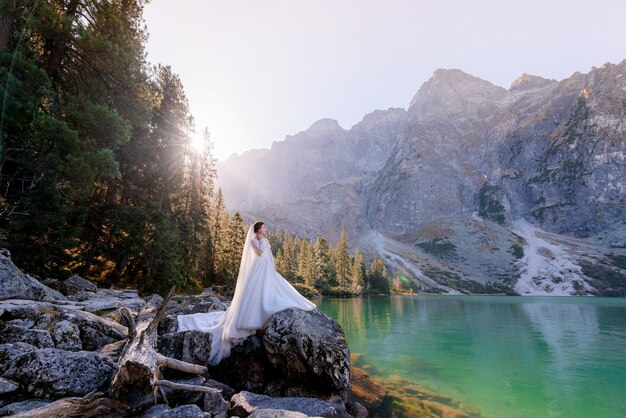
<box><xmin>12</xmin><ymin>392</ymin><xmax>125</xmax><ymax>418</ymax></box>
<box><xmin>110</xmin><ymin>287</ymin><xmax>210</xmax><ymax>403</ymax></box>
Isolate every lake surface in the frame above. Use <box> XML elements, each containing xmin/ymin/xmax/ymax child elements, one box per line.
<box><xmin>315</xmin><ymin>295</ymin><xmax>626</xmax><ymax>418</ymax></box>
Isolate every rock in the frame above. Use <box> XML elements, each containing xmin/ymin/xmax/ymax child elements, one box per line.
<box><xmin>0</xmin><ymin>343</ymin><xmax>115</xmax><ymax>398</ymax></box>
<box><xmin>263</xmin><ymin>309</ymin><xmax>350</xmax><ymax>396</ymax></box>
<box><xmin>158</xmin><ymin>314</ymin><xmax>178</xmax><ymax>335</ymax></box>
<box><xmin>204</xmin><ymin>379</ymin><xmax>236</xmax><ymax>400</ymax></box>
<box><xmin>231</xmin><ymin>391</ymin><xmax>349</xmax><ymax>418</ymax></box>
<box><xmin>159</xmin><ymin>376</ymin><xmax>205</xmax><ymax>406</ymax></box>
<box><xmin>157</xmin><ymin>332</ymin><xmax>184</xmax><ymax>360</ymax></box>
<box><xmin>0</xmin><ymin>252</ymin><xmax>66</xmax><ymax>302</ymax></box>
<box><xmin>57</xmin><ymin>274</ymin><xmax>98</xmax><ymax>295</ymax></box>
<box><xmin>0</xmin><ymin>400</ymin><xmax>51</xmax><ymax>415</ymax></box>
<box><xmin>66</xmin><ymin>290</ymin><xmax>96</xmax><ymax>302</ymax></box>
<box><xmin>345</xmin><ymin>401</ymin><xmax>368</xmax><ymax>418</ymax></box>
<box><xmin>157</xmin><ymin>330</ymin><xmax>212</xmax><ymax>366</ymax></box>
<box><xmin>0</xmin><ymin>377</ymin><xmax>18</xmax><ymax>395</ymax></box>
<box><xmin>209</xmin><ymin>335</ymin><xmax>272</xmax><ymax>394</ymax></box>
<box><xmin>153</xmin><ymin>404</ymin><xmax>207</xmax><ymax>418</ymax></box>
<box><xmin>202</xmin><ymin>390</ymin><xmax>229</xmax><ymax>418</ymax></box>
<box><xmin>136</xmin><ymin>403</ymin><xmax>171</xmax><ymax>417</ymax></box>
<box><xmin>0</xmin><ymin>322</ymin><xmax>55</xmax><ymax>348</ymax></box>
<box><xmin>76</xmin><ymin>288</ymin><xmax>147</xmax><ymax>313</ymax></box>
<box><xmin>52</xmin><ymin>319</ymin><xmax>82</xmax><ymax>350</ymax></box>
<box><xmin>0</xmin><ymin>299</ymin><xmax>127</xmax><ymax>351</ymax></box>
<box><xmin>182</xmin><ymin>330</ymin><xmax>212</xmax><ymax>365</ymax></box>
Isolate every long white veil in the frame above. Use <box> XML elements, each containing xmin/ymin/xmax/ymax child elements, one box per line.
<box><xmin>205</xmin><ymin>223</ymin><xmax>257</xmax><ymax>365</ymax></box>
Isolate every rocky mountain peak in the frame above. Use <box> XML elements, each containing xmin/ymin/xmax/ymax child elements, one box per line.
<box><xmin>304</xmin><ymin>118</ymin><xmax>345</xmax><ymax>136</ymax></box>
<box><xmin>509</xmin><ymin>73</ymin><xmax>556</xmax><ymax>92</ymax></box>
<box><xmin>408</xmin><ymin>68</ymin><xmax>509</xmax><ymax>117</ymax></box>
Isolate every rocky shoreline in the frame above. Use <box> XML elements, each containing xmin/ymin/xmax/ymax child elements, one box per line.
<box><xmin>0</xmin><ymin>250</ymin><xmax>365</xmax><ymax>417</ymax></box>
<box><xmin>1</xmin><ymin>249</ymin><xmax>480</xmax><ymax>418</ymax></box>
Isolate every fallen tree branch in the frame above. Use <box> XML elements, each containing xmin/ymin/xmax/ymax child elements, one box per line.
<box><xmin>110</xmin><ymin>287</ymin><xmax>208</xmax><ymax>403</ymax></box>
<box><xmin>13</xmin><ymin>392</ymin><xmax>125</xmax><ymax>418</ymax></box>
<box><xmin>155</xmin><ymin>379</ymin><xmax>222</xmax><ymax>394</ymax></box>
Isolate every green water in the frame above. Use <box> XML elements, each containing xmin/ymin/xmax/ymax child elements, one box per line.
<box><xmin>315</xmin><ymin>295</ymin><xmax>626</xmax><ymax>418</ymax></box>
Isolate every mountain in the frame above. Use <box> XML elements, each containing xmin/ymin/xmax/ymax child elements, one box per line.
<box><xmin>216</xmin><ymin>61</ymin><xmax>626</xmax><ymax>296</ymax></box>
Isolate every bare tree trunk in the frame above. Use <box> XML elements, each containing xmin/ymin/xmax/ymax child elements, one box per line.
<box><xmin>0</xmin><ymin>1</ymin><xmax>14</xmax><ymax>52</ymax></box>
<box><xmin>110</xmin><ymin>287</ymin><xmax>213</xmax><ymax>403</ymax></box>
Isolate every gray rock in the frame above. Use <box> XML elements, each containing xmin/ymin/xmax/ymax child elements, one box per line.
<box><xmin>0</xmin><ymin>322</ymin><xmax>55</xmax><ymax>348</ymax></box>
<box><xmin>209</xmin><ymin>334</ymin><xmax>271</xmax><ymax>394</ymax></box>
<box><xmin>182</xmin><ymin>330</ymin><xmax>212</xmax><ymax>365</ymax></box>
<box><xmin>0</xmin><ymin>253</ymin><xmax>66</xmax><ymax>302</ymax></box>
<box><xmin>153</xmin><ymin>404</ymin><xmax>207</xmax><ymax>418</ymax></box>
<box><xmin>0</xmin><ymin>343</ymin><xmax>115</xmax><ymax>398</ymax></box>
<box><xmin>57</xmin><ymin>274</ymin><xmax>98</xmax><ymax>295</ymax></box>
<box><xmin>231</xmin><ymin>391</ymin><xmax>348</xmax><ymax>418</ymax></box>
<box><xmin>0</xmin><ymin>377</ymin><xmax>18</xmax><ymax>395</ymax></box>
<box><xmin>205</xmin><ymin>379</ymin><xmax>236</xmax><ymax>400</ymax></box>
<box><xmin>345</xmin><ymin>401</ymin><xmax>368</xmax><ymax>418</ymax></box>
<box><xmin>135</xmin><ymin>403</ymin><xmax>171</xmax><ymax>418</ymax></box>
<box><xmin>158</xmin><ymin>314</ymin><xmax>178</xmax><ymax>335</ymax></box>
<box><xmin>157</xmin><ymin>330</ymin><xmax>212</xmax><ymax>366</ymax></box>
<box><xmin>0</xmin><ymin>299</ymin><xmax>127</xmax><ymax>351</ymax></box>
<box><xmin>0</xmin><ymin>400</ymin><xmax>51</xmax><ymax>415</ymax></box>
<box><xmin>202</xmin><ymin>390</ymin><xmax>229</xmax><ymax>418</ymax></box>
<box><xmin>76</xmin><ymin>288</ymin><xmax>147</xmax><ymax>313</ymax></box>
<box><xmin>263</xmin><ymin>309</ymin><xmax>350</xmax><ymax>395</ymax></box>
<box><xmin>52</xmin><ymin>319</ymin><xmax>82</xmax><ymax>350</ymax></box>
<box><xmin>159</xmin><ymin>376</ymin><xmax>205</xmax><ymax>406</ymax></box>
<box><xmin>65</xmin><ymin>289</ymin><xmax>96</xmax><ymax>302</ymax></box>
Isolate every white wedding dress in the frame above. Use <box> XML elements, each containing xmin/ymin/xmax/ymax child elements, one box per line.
<box><xmin>177</xmin><ymin>224</ymin><xmax>316</xmax><ymax>365</ymax></box>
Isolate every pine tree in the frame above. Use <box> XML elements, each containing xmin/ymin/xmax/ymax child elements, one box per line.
<box><xmin>369</xmin><ymin>258</ymin><xmax>390</xmax><ymax>294</ymax></box>
<box><xmin>297</xmin><ymin>239</ymin><xmax>314</xmax><ymax>286</ymax></box>
<box><xmin>280</xmin><ymin>228</ymin><xmax>297</xmax><ymax>282</ymax></box>
<box><xmin>211</xmin><ymin>189</ymin><xmax>228</xmax><ymax>283</ymax></box>
<box><xmin>334</xmin><ymin>225</ymin><xmax>351</xmax><ymax>291</ymax></box>
<box><xmin>223</xmin><ymin>212</ymin><xmax>246</xmax><ymax>286</ymax></box>
<box><xmin>351</xmin><ymin>248</ymin><xmax>365</xmax><ymax>294</ymax></box>
<box><xmin>313</xmin><ymin>237</ymin><xmax>331</xmax><ymax>290</ymax></box>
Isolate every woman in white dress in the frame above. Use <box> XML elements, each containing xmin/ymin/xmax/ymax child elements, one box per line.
<box><xmin>177</xmin><ymin>221</ymin><xmax>316</xmax><ymax>365</ymax></box>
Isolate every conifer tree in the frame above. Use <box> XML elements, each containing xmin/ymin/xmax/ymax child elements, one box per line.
<box><xmin>313</xmin><ymin>236</ymin><xmax>332</xmax><ymax>290</ymax></box>
<box><xmin>369</xmin><ymin>258</ymin><xmax>390</xmax><ymax>294</ymax></box>
<box><xmin>334</xmin><ymin>225</ymin><xmax>351</xmax><ymax>291</ymax></box>
<box><xmin>280</xmin><ymin>228</ymin><xmax>297</xmax><ymax>282</ymax></box>
<box><xmin>351</xmin><ymin>248</ymin><xmax>365</xmax><ymax>294</ymax></box>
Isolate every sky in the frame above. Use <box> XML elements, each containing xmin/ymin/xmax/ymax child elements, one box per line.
<box><xmin>144</xmin><ymin>0</ymin><xmax>626</xmax><ymax>161</ymax></box>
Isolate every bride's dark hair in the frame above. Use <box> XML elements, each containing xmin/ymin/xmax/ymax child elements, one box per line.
<box><xmin>253</xmin><ymin>221</ymin><xmax>265</xmax><ymax>233</ymax></box>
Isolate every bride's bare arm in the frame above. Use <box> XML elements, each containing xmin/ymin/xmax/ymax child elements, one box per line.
<box><xmin>251</xmin><ymin>238</ymin><xmax>263</xmax><ymax>256</ymax></box>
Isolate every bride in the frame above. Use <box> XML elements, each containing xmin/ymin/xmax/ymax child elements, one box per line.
<box><xmin>177</xmin><ymin>221</ymin><xmax>316</xmax><ymax>365</ymax></box>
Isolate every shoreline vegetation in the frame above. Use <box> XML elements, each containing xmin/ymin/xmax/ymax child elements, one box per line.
<box><xmin>349</xmin><ymin>354</ymin><xmax>480</xmax><ymax>418</ymax></box>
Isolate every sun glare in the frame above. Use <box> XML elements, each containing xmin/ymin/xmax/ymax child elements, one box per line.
<box><xmin>190</xmin><ymin>134</ymin><xmax>205</xmax><ymax>152</ymax></box>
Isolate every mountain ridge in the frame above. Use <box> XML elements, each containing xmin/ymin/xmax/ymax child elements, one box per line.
<box><xmin>216</xmin><ymin>60</ymin><xmax>626</xmax><ymax>296</ymax></box>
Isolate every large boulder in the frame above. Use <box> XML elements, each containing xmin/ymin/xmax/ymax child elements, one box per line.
<box><xmin>0</xmin><ymin>300</ymin><xmax>127</xmax><ymax>351</ymax></box>
<box><xmin>56</xmin><ymin>274</ymin><xmax>98</xmax><ymax>295</ymax></box>
<box><xmin>230</xmin><ymin>391</ymin><xmax>349</xmax><ymax>418</ymax></box>
<box><xmin>0</xmin><ymin>321</ymin><xmax>55</xmax><ymax>348</ymax></box>
<box><xmin>0</xmin><ymin>343</ymin><xmax>115</xmax><ymax>398</ymax></box>
<box><xmin>263</xmin><ymin>309</ymin><xmax>351</xmax><ymax>396</ymax></box>
<box><xmin>152</xmin><ymin>404</ymin><xmax>207</xmax><ymax>418</ymax></box>
<box><xmin>0</xmin><ymin>250</ymin><xmax>66</xmax><ymax>302</ymax></box>
<box><xmin>208</xmin><ymin>308</ymin><xmax>350</xmax><ymax>399</ymax></box>
<box><xmin>209</xmin><ymin>334</ymin><xmax>274</xmax><ymax>394</ymax></box>
<box><xmin>157</xmin><ymin>330</ymin><xmax>212</xmax><ymax>367</ymax></box>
